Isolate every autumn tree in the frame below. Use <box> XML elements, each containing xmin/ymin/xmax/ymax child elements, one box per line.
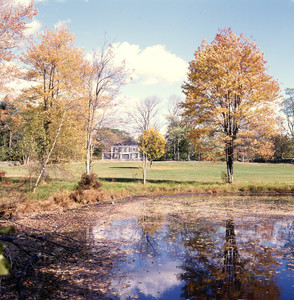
<box><xmin>138</xmin><ymin>127</ymin><xmax>166</xmax><ymax>184</ymax></box>
<box><xmin>94</xmin><ymin>127</ymin><xmax>135</xmax><ymax>157</ymax></box>
<box><xmin>0</xmin><ymin>0</ymin><xmax>37</xmax><ymax>159</ymax></box>
<box><xmin>234</xmin><ymin>108</ymin><xmax>279</xmax><ymax>161</ymax></box>
<box><xmin>83</xmin><ymin>44</ymin><xmax>127</xmax><ymax>175</ymax></box>
<box><xmin>181</xmin><ymin>28</ymin><xmax>280</xmax><ymax>183</ymax></box>
<box><xmin>0</xmin><ymin>0</ymin><xmax>36</xmax><ymax>93</ymax></box>
<box><xmin>21</xmin><ymin>26</ymin><xmax>87</xmax><ymax>191</ymax></box>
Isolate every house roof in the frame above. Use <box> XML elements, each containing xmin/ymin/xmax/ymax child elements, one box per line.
<box><xmin>112</xmin><ymin>140</ymin><xmax>138</xmax><ymax>146</ymax></box>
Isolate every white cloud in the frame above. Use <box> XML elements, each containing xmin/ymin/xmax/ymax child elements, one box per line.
<box><xmin>24</xmin><ymin>19</ymin><xmax>41</xmax><ymax>35</ymax></box>
<box><xmin>111</xmin><ymin>261</ymin><xmax>181</xmax><ymax>300</ymax></box>
<box><xmin>113</xmin><ymin>42</ymin><xmax>188</xmax><ymax>86</ymax></box>
<box><xmin>54</xmin><ymin>18</ymin><xmax>72</xmax><ymax>29</ymax></box>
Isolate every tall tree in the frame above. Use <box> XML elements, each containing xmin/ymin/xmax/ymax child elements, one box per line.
<box><xmin>165</xmin><ymin>116</ymin><xmax>186</xmax><ymax>160</ymax></box>
<box><xmin>0</xmin><ymin>96</ymin><xmax>22</xmax><ymax>160</ymax></box>
<box><xmin>129</xmin><ymin>96</ymin><xmax>160</xmax><ymax>132</ymax></box>
<box><xmin>165</xmin><ymin>95</ymin><xmax>191</xmax><ymax>161</ymax></box>
<box><xmin>83</xmin><ymin>44</ymin><xmax>127</xmax><ymax>175</ymax></box>
<box><xmin>272</xmin><ymin>134</ymin><xmax>294</xmax><ymax>160</ymax></box>
<box><xmin>282</xmin><ymin>88</ymin><xmax>294</xmax><ymax>139</ymax></box>
<box><xmin>21</xmin><ymin>26</ymin><xmax>86</xmax><ymax>191</ymax></box>
<box><xmin>129</xmin><ymin>96</ymin><xmax>160</xmax><ymax>184</ymax></box>
<box><xmin>181</xmin><ymin>28</ymin><xmax>280</xmax><ymax>183</ymax></box>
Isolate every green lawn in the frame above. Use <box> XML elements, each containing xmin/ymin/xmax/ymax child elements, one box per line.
<box><xmin>1</xmin><ymin>160</ymin><xmax>293</xmax><ymax>200</ymax></box>
<box><xmin>70</xmin><ymin>160</ymin><xmax>293</xmax><ymax>184</ymax></box>
<box><xmin>2</xmin><ymin>160</ymin><xmax>293</xmax><ymax>184</ymax></box>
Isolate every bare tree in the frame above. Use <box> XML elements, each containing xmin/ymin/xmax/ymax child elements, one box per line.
<box><xmin>129</xmin><ymin>96</ymin><xmax>160</xmax><ymax>133</ymax></box>
<box><xmin>129</xmin><ymin>96</ymin><xmax>160</xmax><ymax>184</ymax></box>
<box><xmin>83</xmin><ymin>43</ymin><xmax>127</xmax><ymax>175</ymax></box>
<box><xmin>167</xmin><ymin>94</ymin><xmax>182</xmax><ymax>117</ymax></box>
<box><xmin>282</xmin><ymin>88</ymin><xmax>294</xmax><ymax>139</ymax></box>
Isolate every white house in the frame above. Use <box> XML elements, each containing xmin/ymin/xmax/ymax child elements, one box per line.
<box><xmin>102</xmin><ymin>141</ymin><xmax>142</xmax><ymax>160</ymax></box>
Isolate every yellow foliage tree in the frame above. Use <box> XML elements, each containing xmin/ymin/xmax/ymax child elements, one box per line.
<box><xmin>21</xmin><ymin>26</ymin><xmax>87</xmax><ymax>191</ymax></box>
<box><xmin>181</xmin><ymin>28</ymin><xmax>280</xmax><ymax>183</ymax></box>
<box><xmin>138</xmin><ymin>127</ymin><xmax>166</xmax><ymax>183</ymax></box>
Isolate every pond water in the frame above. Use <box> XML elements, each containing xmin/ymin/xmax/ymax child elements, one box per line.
<box><xmin>92</xmin><ymin>196</ymin><xmax>294</xmax><ymax>299</ymax></box>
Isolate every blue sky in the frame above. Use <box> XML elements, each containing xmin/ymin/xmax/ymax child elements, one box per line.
<box><xmin>20</xmin><ymin>0</ymin><xmax>294</xmax><ymax>126</ymax></box>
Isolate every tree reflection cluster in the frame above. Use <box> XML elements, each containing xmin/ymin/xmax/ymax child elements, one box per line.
<box><xmin>178</xmin><ymin>216</ymin><xmax>281</xmax><ymax>299</ymax></box>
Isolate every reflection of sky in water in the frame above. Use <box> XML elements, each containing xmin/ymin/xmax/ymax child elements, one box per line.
<box><xmin>93</xmin><ymin>202</ymin><xmax>294</xmax><ymax>299</ymax></box>
<box><xmin>94</xmin><ymin>219</ymin><xmax>186</xmax><ymax>299</ymax></box>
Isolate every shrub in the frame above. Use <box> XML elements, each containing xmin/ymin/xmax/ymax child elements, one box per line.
<box><xmin>77</xmin><ymin>172</ymin><xmax>102</xmax><ymax>190</ymax></box>
<box><xmin>0</xmin><ymin>171</ymin><xmax>7</xmax><ymax>182</ymax></box>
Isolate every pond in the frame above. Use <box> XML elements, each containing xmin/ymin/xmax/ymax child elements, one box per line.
<box><xmin>3</xmin><ymin>195</ymin><xmax>294</xmax><ymax>299</ymax></box>
<box><xmin>91</xmin><ymin>196</ymin><xmax>294</xmax><ymax>299</ymax></box>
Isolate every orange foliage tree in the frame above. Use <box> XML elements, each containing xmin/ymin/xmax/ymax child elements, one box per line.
<box><xmin>181</xmin><ymin>28</ymin><xmax>280</xmax><ymax>183</ymax></box>
<box><xmin>0</xmin><ymin>0</ymin><xmax>36</xmax><ymax>92</ymax></box>
<box><xmin>234</xmin><ymin>107</ymin><xmax>279</xmax><ymax>161</ymax></box>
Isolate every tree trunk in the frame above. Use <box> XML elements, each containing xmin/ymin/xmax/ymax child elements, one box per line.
<box><xmin>173</xmin><ymin>143</ymin><xmax>176</xmax><ymax>161</ymax></box>
<box><xmin>33</xmin><ymin>110</ymin><xmax>66</xmax><ymax>193</ymax></box>
<box><xmin>9</xmin><ymin>131</ymin><xmax>12</xmax><ymax>149</ymax></box>
<box><xmin>85</xmin><ymin>99</ymin><xmax>94</xmax><ymax>175</ymax></box>
<box><xmin>85</xmin><ymin>140</ymin><xmax>92</xmax><ymax>175</ymax></box>
<box><xmin>41</xmin><ymin>164</ymin><xmax>47</xmax><ymax>182</ymax></box>
<box><xmin>176</xmin><ymin>138</ymin><xmax>180</xmax><ymax>161</ymax></box>
<box><xmin>142</xmin><ymin>153</ymin><xmax>147</xmax><ymax>184</ymax></box>
<box><xmin>226</xmin><ymin>141</ymin><xmax>234</xmax><ymax>184</ymax></box>
<box><xmin>150</xmin><ymin>159</ymin><xmax>153</xmax><ymax>168</ymax></box>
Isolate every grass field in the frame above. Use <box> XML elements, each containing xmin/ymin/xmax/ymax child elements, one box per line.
<box><xmin>1</xmin><ymin>160</ymin><xmax>294</xmax><ymax>200</ymax></box>
<box><xmin>2</xmin><ymin>160</ymin><xmax>294</xmax><ymax>183</ymax></box>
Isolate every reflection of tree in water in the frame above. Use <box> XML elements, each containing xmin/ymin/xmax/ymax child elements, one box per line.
<box><xmin>277</xmin><ymin>219</ymin><xmax>294</xmax><ymax>271</ymax></box>
<box><xmin>137</xmin><ymin>215</ymin><xmax>164</xmax><ymax>257</ymax></box>
<box><xmin>222</xmin><ymin>218</ymin><xmax>241</xmax><ymax>297</ymax></box>
<box><xmin>1</xmin><ymin>226</ymin><xmax>127</xmax><ymax>299</ymax></box>
<box><xmin>179</xmin><ymin>217</ymin><xmax>280</xmax><ymax>299</ymax></box>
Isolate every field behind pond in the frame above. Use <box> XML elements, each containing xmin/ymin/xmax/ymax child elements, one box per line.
<box><xmin>1</xmin><ymin>161</ymin><xmax>294</xmax><ymax>201</ymax></box>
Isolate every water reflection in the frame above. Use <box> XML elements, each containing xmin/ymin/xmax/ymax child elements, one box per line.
<box><xmin>179</xmin><ymin>216</ymin><xmax>280</xmax><ymax>299</ymax></box>
<box><xmin>93</xmin><ymin>197</ymin><xmax>294</xmax><ymax>299</ymax></box>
